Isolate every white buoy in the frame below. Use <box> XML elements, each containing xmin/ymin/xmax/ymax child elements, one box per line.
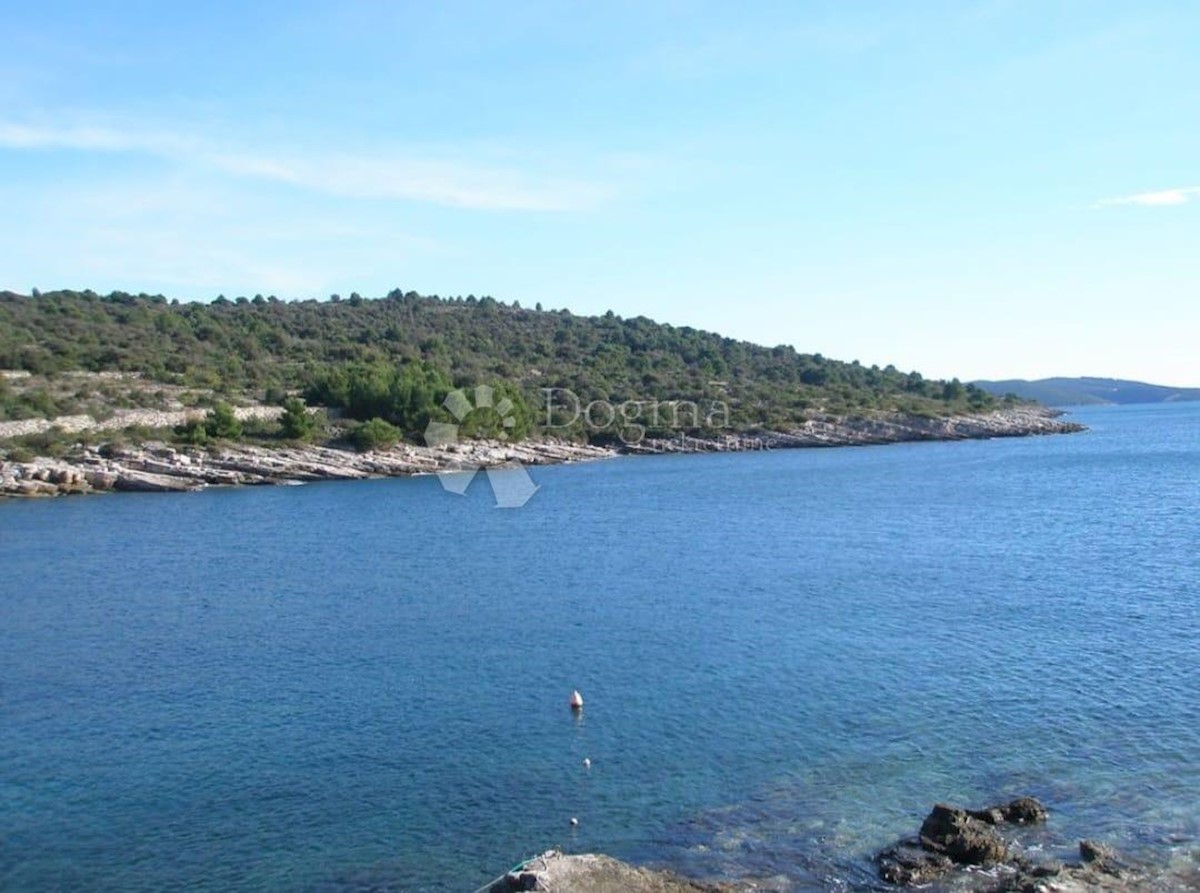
<box><xmin>582</xmin><ymin>757</ymin><xmax>591</xmax><ymax>769</ymax></box>
<box><xmin>570</xmin><ymin>817</ymin><xmax>579</xmax><ymax>827</ymax></box>
<box><xmin>569</xmin><ymin>689</ymin><xmax>584</xmax><ymax>710</ymax></box>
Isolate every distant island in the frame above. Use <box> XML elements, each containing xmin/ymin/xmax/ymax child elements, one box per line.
<box><xmin>973</xmin><ymin>376</ymin><xmax>1200</xmax><ymax>407</ymax></box>
<box><xmin>0</xmin><ymin>289</ymin><xmax>1083</xmax><ymax>496</ymax></box>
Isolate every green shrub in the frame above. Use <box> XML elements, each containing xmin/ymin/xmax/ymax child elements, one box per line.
<box><xmin>351</xmin><ymin>417</ymin><xmax>401</xmax><ymax>452</ymax></box>
<box><xmin>279</xmin><ymin>398</ymin><xmax>317</xmax><ymax>441</ymax></box>
<box><xmin>205</xmin><ymin>402</ymin><xmax>242</xmax><ymax>439</ymax></box>
<box><xmin>7</xmin><ymin>427</ymin><xmax>72</xmax><ymax>458</ymax></box>
<box><xmin>174</xmin><ymin>418</ymin><xmax>208</xmax><ymax>445</ymax></box>
<box><xmin>5</xmin><ymin>446</ymin><xmax>35</xmax><ymax>463</ymax></box>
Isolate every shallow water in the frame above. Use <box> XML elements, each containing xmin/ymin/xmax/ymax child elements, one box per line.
<box><xmin>2</xmin><ymin>403</ymin><xmax>1198</xmax><ymax>890</ymax></box>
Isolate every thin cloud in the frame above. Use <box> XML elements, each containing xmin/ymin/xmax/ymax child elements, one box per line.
<box><xmin>211</xmin><ymin>151</ymin><xmax>608</xmax><ymax>211</ymax></box>
<box><xmin>1095</xmin><ymin>186</ymin><xmax>1200</xmax><ymax>208</ymax></box>
<box><xmin>0</xmin><ymin>121</ymin><xmax>186</xmax><ymax>153</ymax></box>
<box><xmin>0</xmin><ymin>120</ymin><xmax>608</xmax><ymax>211</ymax></box>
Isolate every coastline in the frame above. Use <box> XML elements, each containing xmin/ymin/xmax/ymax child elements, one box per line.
<box><xmin>482</xmin><ymin>845</ymin><xmax>1200</xmax><ymax>893</ymax></box>
<box><xmin>0</xmin><ymin>407</ymin><xmax>1083</xmax><ymax>499</ymax></box>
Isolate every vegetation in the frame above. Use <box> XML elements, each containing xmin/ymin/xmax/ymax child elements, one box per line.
<box><xmin>0</xmin><ymin>289</ymin><xmax>1009</xmax><ymax>445</ymax></box>
<box><xmin>279</xmin><ymin>398</ymin><xmax>318</xmax><ymax>441</ymax></box>
<box><xmin>351</xmin><ymin>417</ymin><xmax>402</xmax><ymax>452</ymax></box>
<box><xmin>205</xmin><ymin>402</ymin><xmax>243</xmax><ymax>440</ymax></box>
<box><xmin>304</xmin><ymin>360</ymin><xmax>451</xmax><ymax>437</ymax></box>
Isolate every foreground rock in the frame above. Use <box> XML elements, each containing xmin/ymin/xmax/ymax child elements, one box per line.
<box><xmin>876</xmin><ymin>798</ymin><xmax>1194</xmax><ymax>892</ymax></box>
<box><xmin>485</xmin><ymin>851</ymin><xmax>753</xmax><ymax>893</ymax></box>
<box><xmin>489</xmin><ymin>841</ymin><xmax>1196</xmax><ymax>893</ymax></box>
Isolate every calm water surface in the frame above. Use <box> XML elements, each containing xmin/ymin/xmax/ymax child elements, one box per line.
<box><xmin>2</xmin><ymin>403</ymin><xmax>1198</xmax><ymax>890</ymax></box>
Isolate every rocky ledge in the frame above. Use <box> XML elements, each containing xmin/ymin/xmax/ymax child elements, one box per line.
<box><xmin>0</xmin><ymin>407</ymin><xmax>1083</xmax><ymax>499</ymax></box>
<box><xmin>0</xmin><ymin>439</ymin><xmax>615</xmax><ymax>498</ymax></box>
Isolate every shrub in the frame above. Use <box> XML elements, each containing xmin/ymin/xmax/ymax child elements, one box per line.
<box><xmin>351</xmin><ymin>417</ymin><xmax>401</xmax><ymax>452</ymax></box>
<box><xmin>279</xmin><ymin>398</ymin><xmax>317</xmax><ymax>441</ymax></box>
<box><xmin>205</xmin><ymin>402</ymin><xmax>242</xmax><ymax>439</ymax></box>
<box><xmin>174</xmin><ymin>418</ymin><xmax>208</xmax><ymax>445</ymax></box>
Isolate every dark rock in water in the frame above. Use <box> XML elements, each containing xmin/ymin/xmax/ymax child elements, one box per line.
<box><xmin>963</xmin><ymin>797</ymin><xmax>1048</xmax><ymax>828</ymax></box>
<box><xmin>878</xmin><ymin>797</ymin><xmax>1056</xmax><ymax>887</ymax></box>
<box><xmin>968</xmin><ymin>806</ymin><xmax>1007</xmax><ymax>825</ymax></box>
<box><xmin>1002</xmin><ymin>797</ymin><xmax>1048</xmax><ymax>825</ymax></box>
<box><xmin>1080</xmin><ymin>839</ymin><xmax>1118</xmax><ymax>869</ymax></box>
<box><xmin>875</xmin><ymin>840</ymin><xmax>955</xmax><ymax>886</ymax></box>
<box><xmin>1023</xmin><ymin>859</ymin><xmax>1064</xmax><ymax>878</ymax></box>
<box><xmin>919</xmin><ymin>803</ymin><xmax>1010</xmax><ymax>865</ymax></box>
<box><xmin>873</xmin><ymin>796</ymin><xmax>1166</xmax><ymax>891</ymax></box>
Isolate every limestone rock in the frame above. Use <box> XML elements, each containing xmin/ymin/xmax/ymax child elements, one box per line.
<box><xmin>485</xmin><ymin>851</ymin><xmax>751</xmax><ymax>893</ymax></box>
<box><xmin>114</xmin><ymin>470</ymin><xmax>199</xmax><ymax>492</ymax></box>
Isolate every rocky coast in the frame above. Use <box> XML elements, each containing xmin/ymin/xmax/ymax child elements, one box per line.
<box><xmin>0</xmin><ymin>438</ymin><xmax>615</xmax><ymax>497</ymax></box>
<box><xmin>626</xmin><ymin>406</ymin><xmax>1084</xmax><ymax>453</ymax></box>
<box><xmin>0</xmin><ymin>407</ymin><xmax>1083</xmax><ymax>498</ymax></box>
<box><xmin>485</xmin><ymin>798</ymin><xmax>1198</xmax><ymax>893</ymax></box>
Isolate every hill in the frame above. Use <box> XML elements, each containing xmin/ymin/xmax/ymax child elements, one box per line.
<box><xmin>0</xmin><ymin>289</ymin><xmax>1006</xmax><ymax>444</ymax></box>
<box><xmin>973</xmin><ymin>376</ymin><xmax>1200</xmax><ymax>407</ymax></box>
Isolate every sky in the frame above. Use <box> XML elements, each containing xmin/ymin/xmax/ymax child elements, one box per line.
<box><xmin>1</xmin><ymin>1</ymin><xmax>1197</xmax><ymax>384</ymax></box>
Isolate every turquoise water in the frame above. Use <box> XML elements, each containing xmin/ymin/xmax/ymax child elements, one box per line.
<box><xmin>2</xmin><ymin>403</ymin><xmax>1198</xmax><ymax>891</ymax></box>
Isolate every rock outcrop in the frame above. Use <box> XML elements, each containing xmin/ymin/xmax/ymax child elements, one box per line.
<box><xmin>485</xmin><ymin>851</ymin><xmax>753</xmax><ymax>893</ymax></box>
<box><xmin>919</xmin><ymin>802</ymin><xmax>1014</xmax><ymax>865</ymax></box>
<box><xmin>875</xmin><ymin>798</ymin><xmax>1188</xmax><ymax>892</ymax></box>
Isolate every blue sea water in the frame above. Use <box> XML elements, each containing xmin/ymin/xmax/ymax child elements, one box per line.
<box><xmin>2</xmin><ymin>402</ymin><xmax>1198</xmax><ymax>891</ymax></box>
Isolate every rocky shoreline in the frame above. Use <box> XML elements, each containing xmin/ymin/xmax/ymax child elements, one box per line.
<box><xmin>0</xmin><ymin>407</ymin><xmax>1083</xmax><ymax>499</ymax></box>
<box><xmin>873</xmin><ymin>797</ymin><xmax>1198</xmax><ymax>891</ymax></box>
<box><xmin>0</xmin><ymin>438</ymin><xmax>616</xmax><ymax>497</ymax></box>
<box><xmin>485</xmin><ymin>797</ymin><xmax>1198</xmax><ymax>893</ymax></box>
<box><xmin>626</xmin><ymin>406</ymin><xmax>1084</xmax><ymax>453</ymax></box>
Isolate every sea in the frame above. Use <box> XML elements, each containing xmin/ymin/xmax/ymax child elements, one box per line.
<box><xmin>2</xmin><ymin>402</ymin><xmax>1198</xmax><ymax>891</ymax></box>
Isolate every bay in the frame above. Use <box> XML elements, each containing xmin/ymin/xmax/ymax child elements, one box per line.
<box><xmin>2</xmin><ymin>403</ymin><xmax>1198</xmax><ymax>890</ymax></box>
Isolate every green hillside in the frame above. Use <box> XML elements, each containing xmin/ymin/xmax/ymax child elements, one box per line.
<box><xmin>1</xmin><ymin>289</ymin><xmax>1005</xmax><ymax>442</ymax></box>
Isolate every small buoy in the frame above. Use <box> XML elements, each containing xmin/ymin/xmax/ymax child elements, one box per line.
<box><xmin>569</xmin><ymin>690</ymin><xmax>584</xmax><ymax>710</ymax></box>
<box><xmin>582</xmin><ymin>757</ymin><xmax>591</xmax><ymax>769</ymax></box>
<box><xmin>570</xmin><ymin>817</ymin><xmax>579</xmax><ymax>827</ymax></box>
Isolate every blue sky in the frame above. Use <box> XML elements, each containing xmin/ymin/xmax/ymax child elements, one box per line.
<box><xmin>2</xmin><ymin>1</ymin><xmax>1197</xmax><ymax>384</ymax></box>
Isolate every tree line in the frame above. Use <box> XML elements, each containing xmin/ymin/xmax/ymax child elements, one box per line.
<box><xmin>0</xmin><ymin>289</ymin><xmax>1007</xmax><ymax>444</ymax></box>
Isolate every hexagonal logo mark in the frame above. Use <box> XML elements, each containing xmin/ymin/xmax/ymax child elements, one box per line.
<box><xmin>423</xmin><ymin>386</ymin><xmax>539</xmax><ymax>508</ymax></box>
